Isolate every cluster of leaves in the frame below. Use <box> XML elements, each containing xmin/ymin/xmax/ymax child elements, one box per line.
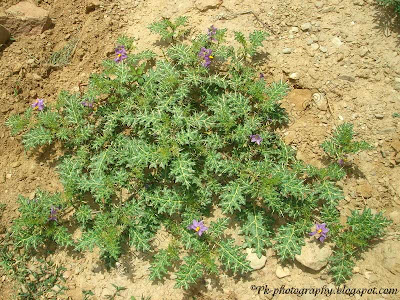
<box><xmin>11</xmin><ymin>189</ymin><xmax>73</xmax><ymax>251</ymax></box>
<box><xmin>377</xmin><ymin>0</ymin><xmax>400</xmax><ymax>15</ymax></box>
<box><xmin>5</xmin><ymin>16</ymin><xmax>391</xmax><ymax>289</ymax></box>
<box><xmin>0</xmin><ymin>234</ymin><xmax>67</xmax><ymax>300</ymax></box>
<box><xmin>321</xmin><ymin>122</ymin><xmax>373</xmax><ymax>162</ymax></box>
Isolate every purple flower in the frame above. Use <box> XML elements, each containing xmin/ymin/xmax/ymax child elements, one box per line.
<box><xmin>32</xmin><ymin>98</ymin><xmax>45</xmax><ymax>111</ymax></box>
<box><xmin>207</xmin><ymin>25</ymin><xmax>217</xmax><ymax>42</ymax></box>
<box><xmin>81</xmin><ymin>101</ymin><xmax>93</xmax><ymax>108</ymax></box>
<box><xmin>337</xmin><ymin>159</ymin><xmax>344</xmax><ymax>166</ymax></box>
<box><xmin>250</xmin><ymin>134</ymin><xmax>263</xmax><ymax>145</ymax></box>
<box><xmin>309</xmin><ymin>223</ymin><xmax>329</xmax><ymax>242</ymax></box>
<box><xmin>188</xmin><ymin>219</ymin><xmax>208</xmax><ymax>236</ymax></box>
<box><xmin>198</xmin><ymin>47</ymin><xmax>214</xmax><ymax>67</ymax></box>
<box><xmin>259</xmin><ymin>73</ymin><xmax>265</xmax><ymax>79</ymax></box>
<box><xmin>49</xmin><ymin>206</ymin><xmax>59</xmax><ymax>221</ymax></box>
<box><xmin>114</xmin><ymin>45</ymin><xmax>127</xmax><ymax>63</ymax></box>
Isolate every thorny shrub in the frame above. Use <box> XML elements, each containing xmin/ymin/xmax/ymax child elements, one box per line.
<box><xmin>4</xmin><ymin>17</ymin><xmax>392</xmax><ymax>289</ymax></box>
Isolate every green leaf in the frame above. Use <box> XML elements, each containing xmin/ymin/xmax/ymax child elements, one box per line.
<box><xmin>219</xmin><ymin>181</ymin><xmax>247</xmax><ymax>214</ymax></box>
<box><xmin>174</xmin><ymin>255</ymin><xmax>204</xmax><ymax>290</ymax></box>
<box><xmin>273</xmin><ymin>223</ymin><xmax>305</xmax><ymax>261</ymax></box>
<box><xmin>218</xmin><ymin>239</ymin><xmax>252</xmax><ymax>274</ymax></box>
<box><xmin>169</xmin><ymin>154</ymin><xmax>195</xmax><ymax>189</ymax></box>
<box><xmin>22</xmin><ymin>127</ymin><xmax>53</xmax><ymax>151</ymax></box>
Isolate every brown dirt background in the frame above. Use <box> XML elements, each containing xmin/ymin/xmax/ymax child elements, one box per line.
<box><xmin>1</xmin><ymin>0</ymin><xmax>400</xmax><ymax>299</ymax></box>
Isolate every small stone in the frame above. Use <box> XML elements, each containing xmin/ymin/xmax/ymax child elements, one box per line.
<box><xmin>339</xmin><ymin>75</ymin><xmax>356</xmax><ymax>82</ymax></box>
<box><xmin>276</xmin><ymin>265</ymin><xmax>291</xmax><ymax>278</ymax></box>
<box><xmin>195</xmin><ymin>0</ymin><xmax>223</xmax><ymax>12</ymax></box>
<box><xmin>356</xmin><ymin>181</ymin><xmax>373</xmax><ymax>198</ymax></box>
<box><xmin>353</xmin><ymin>266</ymin><xmax>360</xmax><ymax>273</ymax></box>
<box><xmin>290</xmin><ymin>27</ymin><xmax>299</xmax><ymax>33</ymax></box>
<box><xmin>337</xmin><ymin>53</ymin><xmax>344</xmax><ymax>62</ymax></box>
<box><xmin>6</xmin><ymin>174</ymin><xmax>12</xmax><ymax>179</ymax></box>
<box><xmin>32</xmin><ymin>73</ymin><xmax>42</xmax><ymax>81</ymax></box>
<box><xmin>389</xmin><ymin>211</ymin><xmax>400</xmax><ymax>224</ymax></box>
<box><xmin>63</xmin><ymin>271</ymin><xmax>72</xmax><ymax>279</ymax></box>
<box><xmin>391</xmin><ymin>140</ymin><xmax>400</xmax><ymax>153</ymax></box>
<box><xmin>289</xmin><ymin>73</ymin><xmax>299</xmax><ymax>80</ymax></box>
<box><xmin>245</xmin><ymin>248</ymin><xmax>267</xmax><ymax>270</ymax></box>
<box><xmin>306</xmin><ymin>38</ymin><xmax>313</xmax><ymax>45</ymax></box>
<box><xmin>359</xmin><ymin>47</ymin><xmax>369</xmax><ymax>57</ymax></box>
<box><xmin>375</xmin><ymin>114</ymin><xmax>384</xmax><ymax>119</ymax></box>
<box><xmin>320</xmin><ymin>46</ymin><xmax>327</xmax><ymax>53</ymax></box>
<box><xmin>11</xmin><ymin>161</ymin><xmax>21</xmax><ymax>168</ymax></box>
<box><xmin>283</xmin><ymin>48</ymin><xmax>292</xmax><ymax>54</ymax></box>
<box><xmin>301</xmin><ymin>22</ymin><xmax>312</xmax><ymax>31</ymax></box>
<box><xmin>295</xmin><ymin>239</ymin><xmax>333</xmax><ymax>271</ymax></box>
<box><xmin>311</xmin><ymin>43</ymin><xmax>319</xmax><ymax>50</ymax></box>
<box><xmin>315</xmin><ymin>1</ymin><xmax>324</xmax><ymax>8</ymax></box>
<box><xmin>0</xmin><ymin>25</ymin><xmax>10</xmax><ymax>44</ymax></box>
<box><xmin>27</xmin><ymin>58</ymin><xmax>35</xmax><ymax>65</ymax></box>
<box><xmin>313</xmin><ymin>93</ymin><xmax>328</xmax><ymax>111</ymax></box>
<box><xmin>331</xmin><ymin>37</ymin><xmax>342</xmax><ymax>47</ymax></box>
<box><xmin>395</xmin><ymin>77</ymin><xmax>400</xmax><ymax>83</ymax></box>
<box><xmin>85</xmin><ymin>0</ymin><xmax>101</xmax><ymax>13</ymax></box>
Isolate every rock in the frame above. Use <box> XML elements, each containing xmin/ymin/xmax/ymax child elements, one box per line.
<box><xmin>311</xmin><ymin>43</ymin><xmax>319</xmax><ymax>50</ymax></box>
<box><xmin>356</xmin><ymin>181</ymin><xmax>373</xmax><ymax>198</ymax></box>
<box><xmin>306</xmin><ymin>38</ymin><xmax>313</xmax><ymax>45</ymax></box>
<box><xmin>289</xmin><ymin>73</ymin><xmax>299</xmax><ymax>80</ymax></box>
<box><xmin>282</xmin><ymin>48</ymin><xmax>292</xmax><ymax>54</ymax></box>
<box><xmin>86</xmin><ymin>0</ymin><xmax>101</xmax><ymax>13</ymax></box>
<box><xmin>381</xmin><ymin>242</ymin><xmax>400</xmax><ymax>273</ymax></box>
<box><xmin>245</xmin><ymin>248</ymin><xmax>267</xmax><ymax>270</ymax></box>
<box><xmin>313</xmin><ymin>93</ymin><xmax>328</xmax><ymax>111</ymax></box>
<box><xmin>11</xmin><ymin>161</ymin><xmax>21</xmax><ymax>168</ymax></box>
<box><xmin>301</xmin><ymin>22</ymin><xmax>312</xmax><ymax>31</ymax></box>
<box><xmin>339</xmin><ymin>75</ymin><xmax>355</xmax><ymax>82</ymax></box>
<box><xmin>374</xmin><ymin>114</ymin><xmax>384</xmax><ymax>119</ymax></box>
<box><xmin>331</xmin><ymin>37</ymin><xmax>342</xmax><ymax>47</ymax></box>
<box><xmin>0</xmin><ymin>2</ymin><xmax>52</xmax><ymax>36</ymax></box>
<box><xmin>286</xmin><ymin>89</ymin><xmax>312</xmax><ymax>111</ymax></box>
<box><xmin>276</xmin><ymin>265</ymin><xmax>290</xmax><ymax>278</ymax></box>
<box><xmin>389</xmin><ymin>211</ymin><xmax>400</xmax><ymax>224</ymax></box>
<box><xmin>337</xmin><ymin>53</ymin><xmax>344</xmax><ymax>62</ymax></box>
<box><xmin>0</xmin><ymin>24</ymin><xmax>10</xmax><ymax>44</ymax></box>
<box><xmin>290</xmin><ymin>27</ymin><xmax>299</xmax><ymax>33</ymax></box>
<box><xmin>315</xmin><ymin>1</ymin><xmax>324</xmax><ymax>8</ymax></box>
<box><xmin>295</xmin><ymin>239</ymin><xmax>333</xmax><ymax>271</ymax></box>
<box><xmin>195</xmin><ymin>0</ymin><xmax>223</xmax><ymax>12</ymax></box>
<box><xmin>320</xmin><ymin>46</ymin><xmax>327</xmax><ymax>53</ymax></box>
<box><xmin>359</xmin><ymin>47</ymin><xmax>369</xmax><ymax>57</ymax></box>
<box><xmin>391</xmin><ymin>140</ymin><xmax>400</xmax><ymax>153</ymax></box>
<box><xmin>6</xmin><ymin>173</ymin><xmax>11</xmax><ymax>179</ymax></box>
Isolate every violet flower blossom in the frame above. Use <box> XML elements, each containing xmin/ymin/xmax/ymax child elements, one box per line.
<box><xmin>49</xmin><ymin>206</ymin><xmax>59</xmax><ymax>221</ymax></box>
<box><xmin>188</xmin><ymin>219</ymin><xmax>208</xmax><ymax>236</ymax></box>
<box><xmin>309</xmin><ymin>223</ymin><xmax>329</xmax><ymax>242</ymax></box>
<box><xmin>259</xmin><ymin>73</ymin><xmax>265</xmax><ymax>79</ymax></box>
<box><xmin>81</xmin><ymin>101</ymin><xmax>93</xmax><ymax>108</ymax></box>
<box><xmin>114</xmin><ymin>45</ymin><xmax>127</xmax><ymax>63</ymax></box>
<box><xmin>32</xmin><ymin>98</ymin><xmax>45</xmax><ymax>111</ymax></box>
<box><xmin>207</xmin><ymin>25</ymin><xmax>217</xmax><ymax>42</ymax></box>
<box><xmin>250</xmin><ymin>134</ymin><xmax>263</xmax><ymax>145</ymax></box>
<box><xmin>198</xmin><ymin>47</ymin><xmax>214</xmax><ymax>67</ymax></box>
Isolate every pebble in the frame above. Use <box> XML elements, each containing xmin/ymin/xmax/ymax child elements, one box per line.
<box><xmin>311</xmin><ymin>43</ymin><xmax>319</xmax><ymax>50</ymax></box>
<box><xmin>359</xmin><ymin>47</ymin><xmax>369</xmax><ymax>57</ymax></box>
<box><xmin>295</xmin><ymin>239</ymin><xmax>333</xmax><ymax>271</ymax></box>
<box><xmin>339</xmin><ymin>75</ymin><xmax>356</xmax><ymax>82</ymax></box>
<box><xmin>301</xmin><ymin>22</ymin><xmax>312</xmax><ymax>31</ymax></box>
<box><xmin>320</xmin><ymin>46</ymin><xmax>328</xmax><ymax>53</ymax></box>
<box><xmin>11</xmin><ymin>161</ymin><xmax>21</xmax><ymax>168</ymax></box>
<box><xmin>276</xmin><ymin>265</ymin><xmax>291</xmax><ymax>278</ymax></box>
<box><xmin>306</xmin><ymin>38</ymin><xmax>314</xmax><ymax>45</ymax></box>
<box><xmin>6</xmin><ymin>174</ymin><xmax>11</xmax><ymax>179</ymax></box>
<box><xmin>315</xmin><ymin>1</ymin><xmax>324</xmax><ymax>8</ymax></box>
<box><xmin>289</xmin><ymin>73</ymin><xmax>299</xmax><ymax>80</ymax></box>
<box><xmin>245</xmin><ymin>248</ymin><xmax>267</xmax><ymax>270</ymax></box>
<box><xmin>290</xmin><ymin>26</ymin><xmax>299</xmax><ymax>33</ymax></box>
<box><xmin>283</xmin><ymin>48</ymin><xmax>292</xmax><ymax>54</ymax></box>
<box><xmin>375</xmin><ymin>114</ymin><xmax>384</xmax><ymax>119</ymax></box>
<box><xmin>331</xmin><ymin>37</ymin><xmax>343</xmax><ymax>47</ymax></box>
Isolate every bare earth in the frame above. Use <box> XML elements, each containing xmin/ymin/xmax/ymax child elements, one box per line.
<box><xmin>0</xmin><ymin>0</ymin><xmax>399</xmax><ymax>299</ymax></box>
